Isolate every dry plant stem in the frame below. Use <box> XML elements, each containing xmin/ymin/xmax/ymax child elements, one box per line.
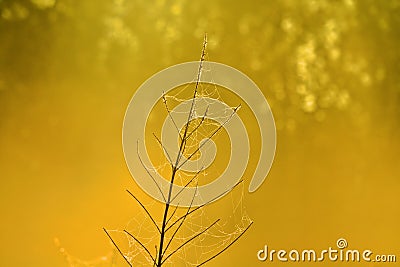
<box><xmin>155</xmin><ymin>34</ymin><xmax>208</xmax><ymax>267</ymax></box>
<box><xmin>165</xmin><ymin>179</ymin><xmax>244</xmax><ymax>233</ymax></box>
<box><xmin>162</xmin><ymin>92</ymin><xmax>182</xmax><ymax>141</ymax></box>
<box><xmin>104</xmin><ymin>34</ymin><xmax>253</xmax><ymax>266</ymax></box>
<box><xmin>184</xmin><ymin>105</ymin><xmax>209</xmax><ymax>141</ymax></box>
<box><xmin>170</xmin><ymin>166</ymin><xmax>205</xmax><ymax>204</ymax></box>
<box><xmin>156</xmin><ymin>166</ymin><xmax>177</xmax><ymax>267</ymax></box>
<box><xmin>196</xmin><ymin>221</ymin><xmax>254</xmax><ymax>267</ymax></box>
<box><xmin>136</xmin><ymin>141</ymin><xmax>166</xmax><ymax>202</ymax></box>
<box><xmin>152</xmin><ymin>132</ymin><xmax>173</xmax><ymax>165</ymax></box>
<box><xmin>124</xmin><ymin>230</ymin><xmax>156</xmax><ymax>264</ymax></box>
<box><xmin>178</xmin><ymin>104</ymin><xmax>241</xmax><ymax>169</ymax></box>
<box><xmin>162</xmin><ymin>219</ymin><xmax>221</xmax><ymax>265</ymax></box>
<box><xmin>153</xmin><ymin>246</ymin><xmax>158</xmax><ymax>267</ymax></box>
<box><xmin>161</xmin><ymin>185</ymin><xmax>198</xmax><ymax>259</ymax></box>
<box><xmin>165</xmin><ymin>202</ymin><xmax>180</xmax><ymax>226</ymax></box>
<box><xmin>126</xmin><ymin>189</ymin><xmax>161</xmax><ymax>234</ymax></box>
<box><xmin>103</xmin><ymin>228</ymin><xmax>133</xmax><ymax>267</ymax></box>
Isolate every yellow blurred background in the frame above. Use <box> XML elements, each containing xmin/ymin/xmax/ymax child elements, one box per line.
<box><xmin>0</xmin><ymin>0</ymin><xmax>399</xmax><ymax>266</ymax></box>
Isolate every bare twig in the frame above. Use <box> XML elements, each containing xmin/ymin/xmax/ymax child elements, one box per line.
<box><xmin>196</xmin><ymin>221</ymin><xmax>254</xmax><ymax>267</ymax></box>
<box><xmin>162</xmin><ymin>92</ymin><xmax>183</xmax><ymax>141</ymax></box>
<box><xmin>165</xmin><ymin>203</ymin><xmax>180</xmax><ymax>227</ymax></box>
<box><xmin>175</xmin><ymin>34</ymin><xmax>208</xmax><ymax>167</ymax></box>
<box><xmin>178</xmin><ymin>104</ymin><xmax>241</xmax><ymax>170</ymax></box>
<box><xmin>124</xmin><ymin>230</ymin><xmax>155</xmax><ymax>263</ymax></box>
<box><xmin>162</xmin><ymin>219</ymin><xmax>221</xmax><ymax>265</ymax></box>
<box><xmin>152</xmin><ymin>132</ymin><xmax>173</xmax><ymax>166</ymax></box>
<box><xmin>153</xmin><ymin>246</ymin><xmax>158</xmax><ymax>267</ymax></box>
<box><xmin>136</xmin><ymin>141</ymin><xmax>167</xmax><ymax>202</ymax></box>
<box><xmin>166</xmin><ymin>179</ymin><xmax>244</xmax><ymax>233</ymax></box>
<box><xmin>156</xmin><ymin>33</ymin><xmax>208</xmax><ymax>267</ymax></box>
<box><xmin>170</xmin><ymin>166</ymin><xmax>205</xmax><ymax>204</ymax></box>
<box><xmin>103</xmin><ymin>228</ymin><xmax>132</xmax><ymax>267</ymax></box>
<box><xmin>184</xmin><ymin>105</ymin><xmax>209</xmax><ymax>141</ymax></box>
<box><xmin>162</xmin><ymin>184</ymin><xmax>198</xmax><ymax>259</ymax></box>
<box><xmin>126</xmin><ymin>189</ymin><xmax>161</xmax><ymax>234</ymax></box>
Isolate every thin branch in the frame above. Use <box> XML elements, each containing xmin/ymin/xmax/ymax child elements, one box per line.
<box><xmin>170</xmin><ymin>166</ymin><xmax>205</xmax><ymax>204</ymax></box>
<box><xmin>162</xmin><ymin>184</ymin><xmax>198</xmax><ymax>259</ymax></box>
<box><xmin>175</xmin><ymin>34</ymin><xmax>207</xmax><ymax>167</ymax></box>
<box><xmin>196</xmin><ymin>221</ymin><xmax>254</xmax><ymax>267</ymax></box>
<box><xmin>162</xmin><ymin>92</ymin><xmax>183</xmax><ymax>141</ymax></box>
<box><xmin>162</xmin><ymin>219</ymin><xmax>220</xmax><ymax>265</ymax></box>
<box><xmin>165</xmin><ymin>202</ymin><xmax>180</xmax><ymax>227</ymax></box>
<box><xmin>126</xmin><ymin>189</ymin><xmax>161</xmax><ymax>234</ymax></box>
<box><xmin>178</xmin><ymin>104</ymin><xmax>241</xmax><ymax>170</ymax></box>
<box><xmin>153</xmin><ymin>246</ymin><xmax>158</xmax><ymax>267</ymax></box>
<box><xmin>166</xmin><ymin>179</ymin><xmax>244</xmax><ymax>233</ymax></box>
<box><xmin>156</xmin><ymin>167</ymin><xmax>177</xmax><ymax>266</ymax></box>
<box><xmin>184</xmin><ymin>105</ymin><xmax>209</xmax><ymax>141</ymax></box>
<box><xmin>108</xmin><ymin>35</ymin><xmax>252</xmax><ymax>267</ymax></box>
<box><xmin>156</xmin><ymin>34</ymin><xmax>208</xmax><ymax>267</ymax></box>
<box><xmin>123</xmin><ymin>230</ymin><xmax>155</xmax><ymax>263</ymax></box>
<box><xmin>136</xmin><ymin>140</ymin><xmax>166</xmax><ymax>202</ymax></box>
<box><xmin>152</xmin><ymin>132</ymin><xmax>173</xmax><ymax>165</ymax></box>
<box><xmin>103</xmin><ymin>228</ymin><xmax>132</xmax><ymax>267</ymax></box>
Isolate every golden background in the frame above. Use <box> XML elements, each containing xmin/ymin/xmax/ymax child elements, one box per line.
<box><xmin>0</xmin><ymin>0</ymin><xmax>399</xmax><ymax>266</ymax></box>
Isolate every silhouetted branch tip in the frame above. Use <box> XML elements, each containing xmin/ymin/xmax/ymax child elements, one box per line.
<box><xmin>103</xmin><ymin>228</ymin><xmax>132</xmax><ymax>267</ymax></box>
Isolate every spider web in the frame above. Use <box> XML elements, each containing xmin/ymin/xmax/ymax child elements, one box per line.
<box><xmin>109</xmin><ymin>184</ymin><xmax>251</xmax><ymax>266</ymax></box>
